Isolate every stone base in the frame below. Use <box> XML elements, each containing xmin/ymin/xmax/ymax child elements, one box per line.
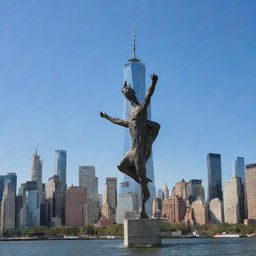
<box><xmin>124</xmin><ymin>218</ymin><xmax>161</xmax><ymax>247</ymax></box>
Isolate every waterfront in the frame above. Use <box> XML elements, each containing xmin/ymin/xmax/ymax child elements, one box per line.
<box><xmin>0</xmin><ymin>238</ymin><xmax>256</xmax><ymax>256</ymax></box>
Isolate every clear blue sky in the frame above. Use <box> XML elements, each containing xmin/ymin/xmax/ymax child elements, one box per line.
<box><xmin>1</xmin><ymin>1</ymin><xmax>256</xmax><ymax>195</ymax></box>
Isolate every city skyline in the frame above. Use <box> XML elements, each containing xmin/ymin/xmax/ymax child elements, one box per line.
<box><xmin>1</xmin><ymin>1</ymin><xmax>256</xmax><ymax>194</ymax></box>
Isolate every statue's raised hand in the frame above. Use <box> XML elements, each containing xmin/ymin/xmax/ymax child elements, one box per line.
<box><xmin>100</xmin><ymin>111</ymin><xmax>108</xmax><ymax>118</ymax></box>
<box><xmin>151</xmin><ymin>73</ymin><xmax>158</xmax><ymax>83</ymax></box>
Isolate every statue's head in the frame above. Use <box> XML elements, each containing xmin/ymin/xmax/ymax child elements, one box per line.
<box><xmin>121</xmin><ymin>82</ymin><xmax>139</xmax><ymax>105</ymax></box>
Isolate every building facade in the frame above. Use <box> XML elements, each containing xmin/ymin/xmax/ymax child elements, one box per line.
<box><xmin>54</xmin><ymin>150</ymin><xmax>67</xmax><ymax>184</ymax></box>
<box><xmin>102</xmin><ymin>177</ymin><xmax>117</xmax><ymax>223</ymax></box>
<box><xmin>209</xmin><ymin>198</ymin><xmax>224</xmax><ymax>224</ymax></box>
<box><xmin>191</xmin><ymin>198</ymin><xmax>208</xmax><ymax>225</ymax></box>
<box><xmin>0</xmin><ymin>183</ymin><xmax>15</xmax><ymax>233</ymax></box>
<box><xmin>46</xmin><ymin>175</ymin><xmax>66</xmax><ymax>226</ymax></box>
<box><xmin>79</xmin><ymin>166</ymin><xmax>98</xmax><ymax>201</ymax></box>
<box><xmin>162</xmin><ymin>196</ymin><xmax>186</xmax><ymax>223</ymax></box>
<box><xmin>207</xmin><ymin>153</ymin><xmax>223</xmax><ymax>201</ymax></box>
<box><xmin>245</xmin><ymin>164</ymin><xmax>256</xmax><ymax>220</ymax></box>
<box><xmin>31</xmin><ymin>150</ymin><xmax>43</xmax><ymax>194</ymax></box>
<box><xmin>0</xmin><ymin>173</ymin><xmax>17</xmax><ymax>201</ymax></box>
<box><xmin>172</xmin><ymin>179</ymin><xmax>188</xmax><ymax>204</ymax></box>
<box><xmin>65</xmin><ymin>186</ymin><xmax>87</xmax><ymax>226</ymax></box>
<box><xmin>83</xmin><ymin>199</ymin><xmax>99</xmax><ymax>225</ymax></box>
<box><xmin>187</xmin><ymin>179</ymin><xmax>205</xmax><ymax>205</ymax></box>
<box><xmin>116</xmin><ymin>193</ymin><xmax>138</xmax><ymax>224</ymax></box>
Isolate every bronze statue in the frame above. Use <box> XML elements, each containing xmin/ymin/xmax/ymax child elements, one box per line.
<box><xmin>100</xmin><ymin>74</ymin><xmax>160</xmax><ymax>218</ymax></box>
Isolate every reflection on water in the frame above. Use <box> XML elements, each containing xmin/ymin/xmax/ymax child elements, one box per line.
<box><xmin>0</xmin><ymin>238</ymin><xmax>256</xmax><ymax>256</ymax></box>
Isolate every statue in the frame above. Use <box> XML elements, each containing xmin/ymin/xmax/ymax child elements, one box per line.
<box><xmin>100</xmin><ymin>74</ymin><xmax>160</xmax><ymax>218</ymax></box>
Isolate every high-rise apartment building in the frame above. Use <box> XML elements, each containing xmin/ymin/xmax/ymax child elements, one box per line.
<box><xmin>79</xmin><ymin>166</ymin><xmax>98</xmax><ymax>201</ymax></box>
<box><xmin>102</xmin><ymin>177</ymin><xmax>117</xmax><ymax>223</ymax></box>
<box><xmin>83</xmin><ymin>199</ymin><xmax>99</xmax><ymax>225</ymax></box>
<box><xmin>224</xmin><ymin>177</ymin><xmax>244</xmax><ymax>224</ymax></box>
<box><xmin>31</xmin><ymin>150</ymin><xmax>43</xmax><ymax>193</ymax></box>
<box><xmin>54</xmin><ymin>150</ymin><xmax>67</xmax><ymax>184</ymax></box>
<box><xmin>119</xmin><ymin>29</ymin><xmax>156</xmax><ymax>216</ymax></box>
<box><xmin>207</xmin><ymin>153</ymin><xmax>223</xmax><ymax>201</ymax></box>
<box><xmin>245</xmin><ymin>164</ymin><xmax>256</xmax><ymax>220</ymax></box>
<box><xmin>65</xmin><ymin>186</ymin><xmax>87</xmax><ymax>226</ymax></box>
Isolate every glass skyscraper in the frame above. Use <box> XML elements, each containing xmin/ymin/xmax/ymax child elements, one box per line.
<box><xmin>54</xmin><ymin>150</ymin><xmax>67</xmax><ymax>184</ymax></box>
<box><xmin>207</xmin><ymin>153</ymin><xmax>223</xmax><ymax>201</ymax></box>
<box><xmin>0</xmin><ymin>172</ymin><xmax>17</xmax><ymax>201</ymax></box>
<box><xmin>234</xmin><ymin>156</ymin><xmax>245</xmax><ymax>184</ymax></box>
<box><xmin>119</xmin><ymin>32</ymin><xmax>156</xmax><ymax>214</ymax></box>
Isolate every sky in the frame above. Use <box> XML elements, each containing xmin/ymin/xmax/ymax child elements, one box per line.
<box><xmin>1</xmin><ymin>1</ymin><xmax>256</xmax><ymax>195</ymax></box>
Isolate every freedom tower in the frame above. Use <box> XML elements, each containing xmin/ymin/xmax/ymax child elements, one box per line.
<box><xmin>116</xmin><ymin>28</ymin><xmax>156</xmax><ymax>221</ymax></box>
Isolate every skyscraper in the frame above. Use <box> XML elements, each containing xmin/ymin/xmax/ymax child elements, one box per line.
<box><xmin>0</xmin><ymin>183</ymin><xmax>15</xmax><ymax>233</ymax></box>
<box><xmin>234</xmin><ymin>157</ymin><xmax>245</xmax><ymax>184</ymax></box>
<box><xmin>119</xmin><ymin>27</ymin><xmax>156</xmax><ymax>214</ymax></box>
<box><xmin>79</xmin><ymin>166</ymin><xmax>98</xmax><ymax>201</ymax></box>
<box><xmin>54</xmin><ymin>150</ymin><xmax>67</xmax><ymax>184</ymax></box>
<box><xmin>207</xmin><ymin>153</ymin><xmax>223</xmax><ymax>201</ymax></box>
<box><xmin>65</xmin><ymin>186</ymin><xmax>87</xmax><ymax>226</ymax></box>
<box><xmin>0</xmin><ymin>173</ymin><xmax>17</xmax><ymax>201</ymax></box>
<box><xmin>31</xmin><ymin>149</ymin><xmax>43</xmax><ymax>193</ymax></box>
<box><xmin>187</xmin><ymin>179</ymin><xmax>205</xmax><ymax>205</ymax></box>
<box><xmin>102</xmin><ymin>177</ymin><xmax>117</xmax><ymax>223</ymax></box>
<box><xmin>224</xmin><ymin>177</ymin><xmax>244</xmax><ymax>224</ymax></box>
<box><xmin>245</xmin><ymin>164</ymin><xmax>256</xmax><ymax>220</ymax></box>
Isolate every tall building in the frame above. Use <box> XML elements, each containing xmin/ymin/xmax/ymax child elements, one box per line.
<box><xmin>116</xmin><ymin>193</ymin><xmax>138</xmax><ymax>224</ymax></box>
<box><xmin>0</xmin><ymin>173</ymin><xmax>17</xmax><ymax>201</ymax></box>
<box><xmin>65</xmin><ymin>186</ymin><xmax>87</xmax><ymax>226</ymax></box>
<box><xmin>79</xmin><ymin>166</ymin><xmax>98</xmax><ymax>201</ymax></box>
<box><xmin>54</xmin><ymin>150</ymin><xmax>67</xmax><ymax>184</ymax></box>
<box><xmin>224</xmin><ymin>177</ymin><xmax>244</xmax><ymax>224</ymax></box>
<box><xmin>152</xmin><ymin>198</ymin><xmax>162</xmax><ymax>218</ymax></box>
<box><xmin>209</xmin><ymin>198</ymin><xmax>224</xmax><ymax>224</ymax></box>
<box><xmin>31</xmin><ymin>149</ymin><xmax>43</xmax><ymax>194</ymax></box>
<box><xmin>187</xmin><ymin>179</ymin><xmax>205</xmax><ymax>205</ymax></box>
<box><xmin>245</xmin><ymin>164</ymin><xmax>256</xmax><ymax>220</ymax></box>
<box><xmin>46</xmin><ymin>175</ymin><xmax>66</xmax><ymax>226</ymax></box>
<box><xmin>207</xmin><ymin>153</ymin><xmax>223</xmax><ymax>201</ymax></box>
<box><xmin>163</xmin><ymin>183</ymin><xmax>169</xmax><ymax>200</ymax></box>
<box><xmin>234</xmin><ymin>157</ymin><xmax>245</xmax><ymax>184</ymax></box>
<box><xmin>157</xmin><ymin>189</ymin><xmax>164</xmax><ymax>201</ymax></box>
<box><xmin>83</xmin><ymin>199</ymin><xmax>99</xmax><ymax>225</ymax></box>
<box><xmin>0</xmin><ymin>183</ymin><xmax>15</xmax><ymax>233</ymax></box>
<box><xmin>191</xmin><ymin>198</ymin><xmax>208</xmax><ymax>225</ymax></box>
<box><xmin>172</xmin><ymin>179</ymin><xmax>188</xmax><ymax>204</ymax></box>
<box><xmin>162</xmin><ymin>195</ymin><xmax>186</xmax><ymax>223</ymax></box>
<box><xmin>102</xmin><ymin>177</ymin><xmax>117</xmax><ymax>223</ymax></box>
<box><xmin>119</xmin><ymin>28</ymin><xmax>156</xmax><ymax>215</ymax></box>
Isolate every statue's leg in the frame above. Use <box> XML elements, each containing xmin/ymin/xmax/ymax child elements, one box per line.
<box><xmin>117</xmin><ymin>152</ymin><xmax>139</xmax><ymax>183</ymax></box>
<box><xmin>134</xmin><ymin>158</ymin><xmax>150</xmax><ymax>219</ymax></box>
<box><xmin>148</xmin><ymin>121</ymin><xmax>160</xmax><ymax>143</ymax></box>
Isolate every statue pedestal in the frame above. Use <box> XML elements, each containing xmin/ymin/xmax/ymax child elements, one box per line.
<box><xmin>124</xmin><ymin>218</ymin><xmax>161</xmax><ymax>247</ymax></box>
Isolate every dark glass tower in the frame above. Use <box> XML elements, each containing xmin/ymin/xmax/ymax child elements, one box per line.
<box><xmin>207</xmin><ymin>153</ymin><xmax>223</xmax><ymax>201</ymax></box>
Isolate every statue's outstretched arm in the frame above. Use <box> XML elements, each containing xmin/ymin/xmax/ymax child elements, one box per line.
<box><xmin>99</xmin><ymin>112</ymin><xmax>129</xmax><ymax>127</ymax></box>
<box><xmin>142</xmin><ymin>74</ymin><xmax>158</xmax><ymax>109</ymax></box>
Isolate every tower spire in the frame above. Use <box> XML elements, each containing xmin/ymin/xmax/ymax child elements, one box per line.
<box><xmin>128</xmin><ymin>24</ymin><xmax>140</xmax><ymax>62</ymax></box>
<box><xmin>132</xmin><ymin>24</ymin><xmax>136</xmax><ymax>59</ymax></box>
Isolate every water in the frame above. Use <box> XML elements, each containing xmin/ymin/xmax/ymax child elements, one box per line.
<box><xmin>0</xmin><ymin>238</ymin><xmax>256</xmax><ymax>256</ymax></box>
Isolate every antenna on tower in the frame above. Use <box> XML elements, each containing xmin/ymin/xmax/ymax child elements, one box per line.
<box><xmin>132</xmin><ymin>24</ymin><xmax>136</xmax><ymax>59</ymax></box>
<box><xmin>128</xmin><ymin>24</ymin><xmax>140</xmax><ymax>62</ymax></box>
